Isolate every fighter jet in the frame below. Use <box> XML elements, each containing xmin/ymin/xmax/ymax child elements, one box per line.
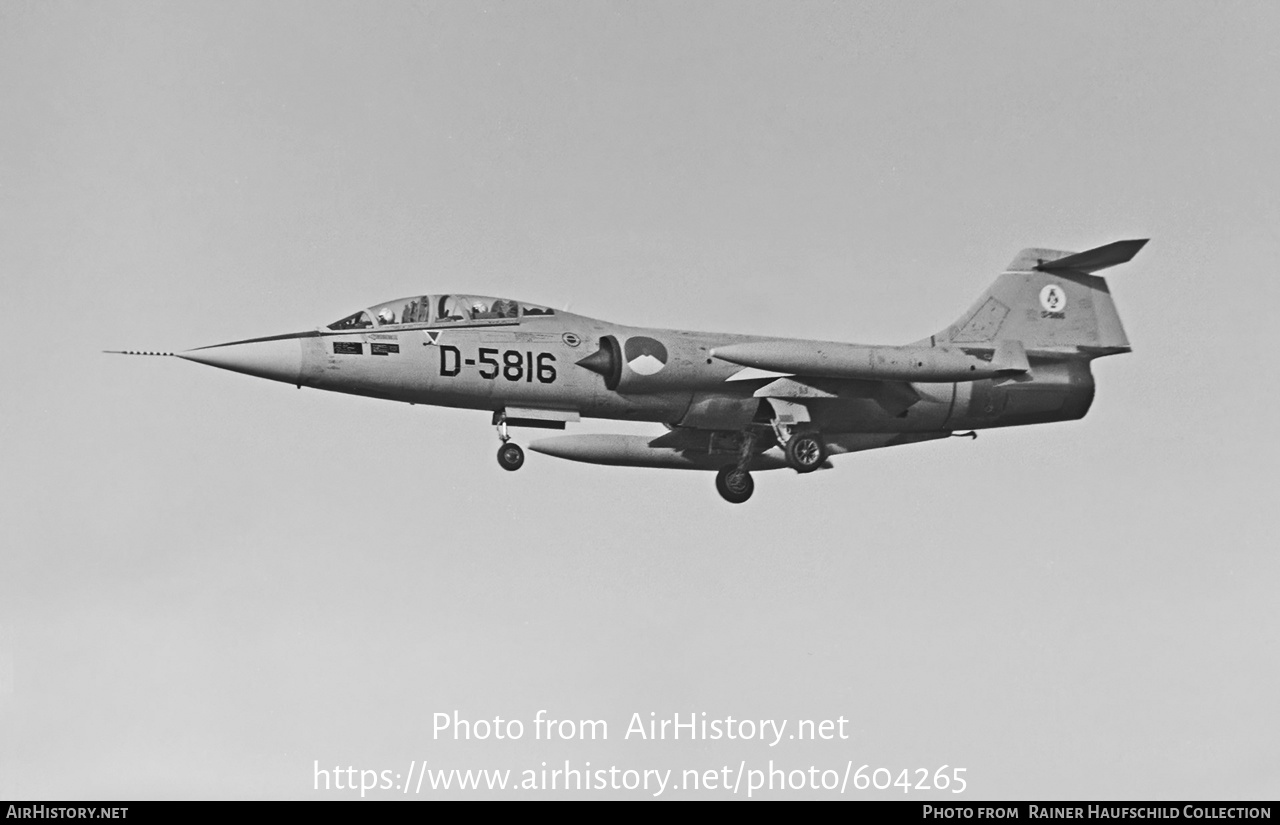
<box><xmin>112</xmin><ymin>239</ymin><xmax>1145</xmax><ymax>503</ymax></box>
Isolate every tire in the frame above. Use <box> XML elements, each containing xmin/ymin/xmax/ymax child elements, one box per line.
<box><xmin>785</xmin><ymin>432</ymin><xmax>826</xmax><ymax>473</ymax></box>
<box><xmin>715</xmin><ymin>466</ymin><xmax>754</xmax><ymax>504</ymax></box>
<box><xmin>497</xmin><ymin>442</ymin><xmax>525</xmax><ymax>471</ymax></box>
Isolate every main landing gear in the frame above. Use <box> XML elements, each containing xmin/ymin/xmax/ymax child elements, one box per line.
<box><xmin>714</xmin><ymin>427</ymin><xmax>762</xmax><ymax>504</ymax></box>
<box><xmin>784</xmin><ymin>430</ymin><xmax>827</xmax><ymax>473</ymax></box>
<box><xmin>710</xmin><ymin>424</ymin><xmax>831</xmax><ymax>504</ymax></box>
<box><xmin>715</xmin><ymin>466</ymin><xmax>754</xmax><ymax>504</ymax></box>
<box><xmin>766</xmin><ymin>398</ymin><xmax>827</xmax><ymax>474</ymax></box>
<box><xmin>494</xmin><ymin>413</ymin><xmax>525</xmax><ymax>471</ymax></box>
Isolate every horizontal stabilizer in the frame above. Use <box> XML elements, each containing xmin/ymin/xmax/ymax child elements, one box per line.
<box><xmin>1033</xmin><ymin>239</ymin><xmax>1148</xmax><ymax>273</ymax></box>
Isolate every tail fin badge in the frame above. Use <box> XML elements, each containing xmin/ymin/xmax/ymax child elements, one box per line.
<box><xmin>1039</xmin><ymin>284</ymin><xmax>1066</xmax><ymax>317</ymax></box>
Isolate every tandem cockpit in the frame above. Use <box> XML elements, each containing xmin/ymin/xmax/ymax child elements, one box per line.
<box><xmin>326</xmin><ymin>295</ymin><xmax>557</xmax><ymax>331</ymax></box>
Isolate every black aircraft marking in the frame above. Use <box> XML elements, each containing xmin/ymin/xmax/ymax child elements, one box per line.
<box><xmin>439</xmin><ymin>344</ymin><xmax>557</xmax><ymax>383</ymax></box>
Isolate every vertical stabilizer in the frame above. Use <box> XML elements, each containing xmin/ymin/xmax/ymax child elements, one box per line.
<box><xmin>934</xmin><ymin>240</ymin><xmax>1145</xmax><ymax>355</ymax></box>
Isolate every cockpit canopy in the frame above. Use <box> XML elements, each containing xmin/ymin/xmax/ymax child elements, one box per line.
<box><xmin>327</xmin><ymin>295</ymin><xmax>555</xmax><ymax>331</ymax></box>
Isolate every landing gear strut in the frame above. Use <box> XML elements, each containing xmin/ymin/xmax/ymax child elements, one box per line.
<box><xmin>494</xmin><ymin>412</ymin><xmax>524</xmax><ymax>471</ymax></box>
<box><xmin>714</xmin><ymin>427</ymin><xmax>761</xmax><ymax>504</ymax></box>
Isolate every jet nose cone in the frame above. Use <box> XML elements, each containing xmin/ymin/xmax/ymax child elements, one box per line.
<box><xmin>176</xmin><ymin>336</ymin><xmax>303</xmax><ymax>385</ymax></box>
<box><xmin>575</xmin><ymin>348</ymin><xmax>613</xmax><ymax>377</ymax></box>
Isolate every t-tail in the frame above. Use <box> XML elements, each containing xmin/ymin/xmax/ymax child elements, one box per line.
<box><xmin>933</xmin><ymin>239</ymin><xmax>1147</xmax><ymax>357</ymax></box>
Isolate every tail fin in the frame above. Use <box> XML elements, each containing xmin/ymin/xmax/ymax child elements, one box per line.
<box><xmin>934</xmin><ymin>239</ymin><xmax>1146</xmax><ymax>355</ymax></box>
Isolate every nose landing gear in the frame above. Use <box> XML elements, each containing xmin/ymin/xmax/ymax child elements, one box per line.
<box><xmin>494</xmin><ymin>412</ymin><xmax>524</xmax><ymax>471</ymax></box>
<box><xmin>497</xmin><ymin>442</ymin><xmax>525</xmax><ymax>471</ymax></box>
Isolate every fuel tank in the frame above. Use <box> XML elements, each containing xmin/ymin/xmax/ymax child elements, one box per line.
<box><xmin>528</xmin><ymin>434</ymin><xmax>790</xmax><ymax>471</ymax></box>
<box><xmin>710</xmin><ymin>340</ymin><xmax>1028</xmax><ymax>383</ymax></box>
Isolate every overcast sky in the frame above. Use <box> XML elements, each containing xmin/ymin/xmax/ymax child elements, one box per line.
<box><xmin>2</xmin><ymin>0</ymin><xmax>1278</xmax><ymax>799</ymax></box>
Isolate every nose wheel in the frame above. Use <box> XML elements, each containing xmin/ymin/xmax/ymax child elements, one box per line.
<box><xmin>497</xmin><ymin>442</ymin><xmax>525</xmax><ymax>471</ymax></box>
<box><xmin>494</xmin><ymin>412</ymin><xmax>525</xmax><ymax>471</ymax></box>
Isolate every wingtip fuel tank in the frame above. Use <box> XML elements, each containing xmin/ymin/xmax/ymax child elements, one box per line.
<box><xmin>710</xmin><ymin>341</ymin><xmax>1027</xmax><ymax>383</ymax></box>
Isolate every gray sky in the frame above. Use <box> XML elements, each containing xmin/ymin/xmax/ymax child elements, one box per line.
<box><xmin>2</xmin><ymin>0</ymin><xmax>1278</xmax><ymax>799</ymax></box>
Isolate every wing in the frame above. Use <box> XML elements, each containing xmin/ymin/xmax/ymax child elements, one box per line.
<box><xmin>744</xmin><ymin>375</ymin><xmax>921</xmax><ymax>417</ymax></box>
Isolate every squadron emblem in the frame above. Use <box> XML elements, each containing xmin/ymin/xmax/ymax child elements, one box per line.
<box><xmin>1039</xmin><ymin>284</ymin><xmax>1066</xmax><ymax>313</ymax></box>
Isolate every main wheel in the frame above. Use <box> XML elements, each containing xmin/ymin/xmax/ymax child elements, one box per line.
<box><xmin>715</xmin><ymin>466</ymin><xmax>754</xmax><ymax>504</ymax></box>
<box><xmin>497</xmin><ymin>442</ymin><xmax>525</xmax><ymax>471</ymax></box>
<box><xmin>785</xmin><ymin>432</ymin><xmax>826</xmax><ymax>473</ymax></box>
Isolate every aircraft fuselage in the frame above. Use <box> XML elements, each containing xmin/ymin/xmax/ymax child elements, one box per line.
<box><xmin>190</xmin><ymin>311</ymin><xmax>1094</xmax><ymax>436</ymax></box>
<box><xmin>135</xmin><ymin>237</ymin><xmax>1142</xmax><ymax>502</ymax></box>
